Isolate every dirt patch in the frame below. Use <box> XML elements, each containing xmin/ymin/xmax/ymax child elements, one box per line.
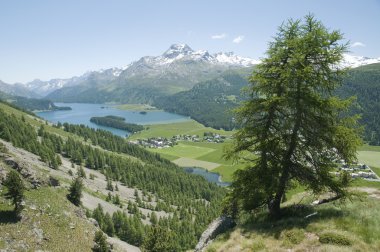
<box><xmin>354</xmin><ymin>187</ymin><xmax>380</xmax><ymax>199</ymax></box>
<box><xmin>173</xmin><ymin>157</ymin><xmax>220</xmax><ymax>170</ymax></box>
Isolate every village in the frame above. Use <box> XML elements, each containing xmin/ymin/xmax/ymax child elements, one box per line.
<box><xmin>332</xmin><ymin>160</ymin><xmax>380</xmax><ymax>181</ymax></box>
<box><xmin>129</xmin><ymin>132</ymin><xmax>228</xmax><ymax>149</ymax></box>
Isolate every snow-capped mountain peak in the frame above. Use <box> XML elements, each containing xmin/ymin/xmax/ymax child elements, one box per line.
<box><xmin>341</xmin><ymin>54</ymin><xmax>380</xmax><ymax>68</ymax></box>
<box><xmin>163</xmin><ymin>44</ymin><xmax>194</xmax><ymax>59</ymax></box>
<box><xmin>142</xmin><ymin>44</ymin><xmax>261</xmax><ymax>67</ymax></box>
<box><xmin>214</xmin><ymin>52</ymin><xmax>261</xmax><ymax>66</ymax></box>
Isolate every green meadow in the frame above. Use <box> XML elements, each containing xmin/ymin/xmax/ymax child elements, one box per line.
<box><xmin>128</xmin><ymin>120</ymin><xmax>244</xmax><ymax>182</ymax></box>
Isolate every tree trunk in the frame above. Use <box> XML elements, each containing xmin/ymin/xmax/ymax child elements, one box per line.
<box><xmin>268</xmin><ymin>168</ymin><xmax>289</xmax><ymax>219</ymax></box>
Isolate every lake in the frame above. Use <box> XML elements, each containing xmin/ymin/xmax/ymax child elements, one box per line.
<box><xmin>37</xmin><ymin>103</ymin><xmax>190</xmax><ymax>137</ymax></box>
<box><xmin>185</xmin><ymin>167</ymin><xmax>231</xmax><ymax>187</ymax></box>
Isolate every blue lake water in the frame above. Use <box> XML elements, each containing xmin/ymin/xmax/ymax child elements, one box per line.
<box><xmin>185</xmin><ymin>167</ymin><xmax>231</xmax><ymax>187</ymax></box>
<box><xmin>37</xmin><ymin>103</ymin><xmax>190</xmax><ymax>137</ymax></box>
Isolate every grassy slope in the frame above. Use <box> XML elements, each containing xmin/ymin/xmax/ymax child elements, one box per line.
<box><xmin>0</xmin><ymin>179</ymin><xmax>95</xmax><ymax>251</ymax></box>
<box><xmin>207</xmin><ymin>190</ymin><xmax>380</xmax><ymax>252</ymax></box>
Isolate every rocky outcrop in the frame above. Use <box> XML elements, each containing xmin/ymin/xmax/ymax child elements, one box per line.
<box><xmin>3</xmin><ymin>157</ymin><xmax>48</xmax><ymax>188</ymax></box>
<box><xmin>195</xmin><ymin>216</ymin><xmax>235</xmax><ymax>252</ymax></box>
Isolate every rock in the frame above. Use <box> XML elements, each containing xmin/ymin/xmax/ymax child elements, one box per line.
<box><xmin>33</xmin><ymin>227</ymin><xmax>44</xmax><ymax>244</ymax></box>
<box><xmin>195</xmin><ymin>215</ymin><xmax>235</xmax><ymax>252</ymax></box>
<box><xmin>88</xmin><ymin>218</ymin><xmax>99</xmax><ymax>227</ymax></box>
<box><xmin>3</xmin><ymin>157</ymin><xmax>48</xmax><ymax>188</ymax></box>
<box><xmin>49</xmin><ymin>176</ymin><xmax>60</xmax><ymax>187</ymax></box>
<box><xmin>69</xmin><ymin>223</ymin><xmax>75</xmax><ymax>229</ymax></box>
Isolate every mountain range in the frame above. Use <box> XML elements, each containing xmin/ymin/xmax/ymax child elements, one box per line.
<box><xmin>1</xmin><ymin>44</ymin><xmax>378</xmax><ymax>102</ymax></box>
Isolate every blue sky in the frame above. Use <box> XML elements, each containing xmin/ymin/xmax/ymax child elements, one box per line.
<box><xmin>1</xmin><ymin>0</ymin><xmax>379</xmax><ymax>83</ymax></box>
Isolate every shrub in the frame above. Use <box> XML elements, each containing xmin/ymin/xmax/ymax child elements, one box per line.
<box><xmin>282</xmin><ymin>229</ymin><xmax>305</xmax><ymax>245</ymax></box>
<box><xmin>319</xmin><ymin>232</ymin><xmax>352</xmax><ymax>246</ymax></box>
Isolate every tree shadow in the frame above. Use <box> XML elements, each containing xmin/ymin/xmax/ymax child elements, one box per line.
<box><xmin>240</xmin><ymin>204</ymin><xmax>344</xmax><ymax>239</ymax></box>
<box><xmin>0</xmin><ymin>209</ymin><xmax>20</xmax><ymax>224</ymax></box>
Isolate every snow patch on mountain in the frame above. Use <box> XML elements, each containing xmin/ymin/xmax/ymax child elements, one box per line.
<box><xmin>128</xmin><ymin>44</ymin><xmax>260</xmax><ymax>68</ymax></box>
<box><xmin>341</xmin><ymin>54</ymin><xmax>380</xmax><ymax>68</ymax></box>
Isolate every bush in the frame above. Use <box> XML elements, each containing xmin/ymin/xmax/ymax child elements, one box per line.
<box><xmin>319</xmin><ymin>232</ymin><xmax>352</xmax><ymax>246</ymax></box>
<box><xmin>282</xmin><ymin>229</ymin><xmax>305</xmax><ymax>245</ymax></box>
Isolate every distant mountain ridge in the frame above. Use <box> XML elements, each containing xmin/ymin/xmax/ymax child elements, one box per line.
<box><xmin>0</xmin><ymin>44</ymin><xmax>379</xmax><ymax>101</ymax></box>
<box><xmin>44</xmin><ymin>44</ymin><xmax>261</xmax><ymax>103</ymax></box>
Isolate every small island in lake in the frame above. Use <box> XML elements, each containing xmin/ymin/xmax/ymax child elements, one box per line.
<box><xmin>139</xmin><ymin>111</ymin><xmax>147</xmax><ymax>115</ymax></box>
<box><xmin>90</xmin><ymin>115</ymin><xmax>144</xmax><ymax>133</ymax></box>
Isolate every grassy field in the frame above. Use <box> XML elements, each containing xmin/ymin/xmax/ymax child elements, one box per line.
<box><xmin>151</xmin><ymin>142</ymin><xmax>216</xmax><ymax>159</ymax></box>
<box><xmin>357</xmin><ymin>151</ymin><xmax>380</xmax><ymax>168</ymax></box>
<box><xmin>172</xmin><ymin>157</ymin><xmax>220</xmax><ymax>170</ymax></box>
<box><xmin>128</xmin><ymin>120</ymin><xmax>242</xmax><ymax>181</ymax></box>
<box><xmin>115</xmin><ymin>103</ymin><xmax>160</xmax><ymax>111</ymax></box>
<box><xmin>358</xmin><ymin>145</ymin><xmax>380</xmax><ymax>152</ymax></box>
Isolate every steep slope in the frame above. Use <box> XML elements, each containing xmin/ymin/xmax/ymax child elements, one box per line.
<box><xmin>154</xmin><ymin>69</ymin><xmax>251</xmax><ymax>130</ymax></box>
<box><xmin>337</xmin><ymin>63</ymin><xmax>380</xmax><ymax>145</ymax></box>
<box><xmin>0</xmin><ymin>101</ymin><xmax>226</xmax><ymax>251</ymax></box>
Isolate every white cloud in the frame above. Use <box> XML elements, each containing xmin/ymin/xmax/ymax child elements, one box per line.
<box><xmin>233</xmin><ymin>35</ymin><xmax>244</xmax><ymax>44</ymax></box>
<box><xmin>211</xmin><ymin>33</ymin><xmax>227</xmax><ymax>39</ymax></box>
<box><xmin>351</xmin><ymin>41</ymin><xmax>366</xmax><ymax>48</ymax></box>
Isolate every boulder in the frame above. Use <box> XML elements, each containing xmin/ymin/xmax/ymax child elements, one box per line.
<box><xmin>195</xmin><ymin>215</ymin><xmax>235</xmax><ymax>252</ymax></box>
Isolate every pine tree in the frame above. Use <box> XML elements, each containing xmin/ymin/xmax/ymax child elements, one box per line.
<box><xmin>226</xmin><ymin>14</ymin><xmax>362</xmax><ymax>218</ymax></box>
<box><xmin>4</xmin><ymin>170</ymin><xmax>25</xmax><ymax>215</ymax></box>
<box><xmin>142</xmin><ymin>225</ymin><xmax>177</xmax><ymax>252</ymax></box>
<box><xmin>67</xmin><ymin>176</ymin><xmax>83</xmax><ymax>206</ymax></box>
<box><xmin>93</xmin><ymin>230</ymin><xmax>109</xmax><ymax>252</ymax></box>
<box><xmin>77</xmin><ymin>166</ymin><xmax>86</xmax><ymax>178</ymax></box>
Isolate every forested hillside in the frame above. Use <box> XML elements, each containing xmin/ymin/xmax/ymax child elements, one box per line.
<box><xmin>154</xmin><ymin>71</ymin><xmax>250</xmax><ymax>130</ymax></box>
<box><xmin>0</xmin><ymin>102</ymin><xmax>226</xmax><ymax>251</ymax></box>
<box><xmin>337</xmin><ymin>63</ymin><xmax>380</xmax><ymax>145</ymax></box>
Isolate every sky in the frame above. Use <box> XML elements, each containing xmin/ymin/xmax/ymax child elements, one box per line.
<box><xmin>1</xmin><ymin>0</ymin><xmax>380</xmax><ymax>83</ymax></box>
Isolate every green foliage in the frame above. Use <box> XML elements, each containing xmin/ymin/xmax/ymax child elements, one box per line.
<box><xmin>227</xmin><ymin>15</ymin><xmax>362</xmax><ymax>218</ymax></box>
<box><xmin>282</xmin><ymin>229</ymin><xmax>305</xmax><ymax>246</ymax></box>
<box><xmin>90</xmin><ymin>116</ymin><xmax>143</xmax><ymax>133</ymax></box>
<box><xmin>4</xmin><ymin>170</ymin><xmax>25</xmax><ymax>214</ymax></box>
<box><xmin>142</xmin><ymin>225</ymin><xmax>178</xmax><ymax>252</ymax></box>
<box><xmin>93</xmin><ymin>230</ymin><xmax>110</xmax><ymax>252</ymax></box>
<box><xmin>319</xmin><ymin>232</ymin><xmax>352</xmax><ymax>246</ymax></box>
<box><xmin>0</xmin><ymin>109</ymin><xmax>62</xmax><ymax>169</ymax></box>
<box><xmin>337</xmin><ymin>63</ymin><xmax>380</xmax><ymax>145</ymax></box>
<box><xmin>67</xmin><ymin>176</ymin><xmax>83</xmax><ymax>206</ymax></box>
<box><xmin>77</xmin><ymin>166</ymin><xmax>86</xmax><ymax>178</ymax></box>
